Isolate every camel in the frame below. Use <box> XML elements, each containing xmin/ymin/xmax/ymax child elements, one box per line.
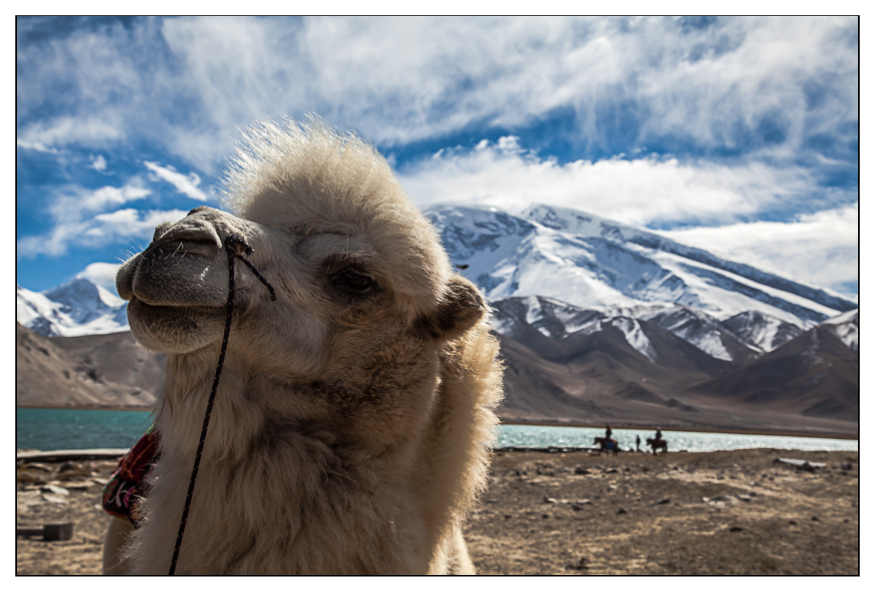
<box><xmin>102</xmin><ymin>119</ymin><xmax>503</xmax><ymax>575</ymax></box>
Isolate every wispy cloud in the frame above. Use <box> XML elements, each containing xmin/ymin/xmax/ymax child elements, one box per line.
<box><xmin>90</xmin><ymin>155</ymin><xmax>107</xmax><ymax>171</ymax></box>
<box><xmin>658</xmin><ymin>203</ymin><xmax>859</xmax><ymax>296</ymax></box>
<box><xmin>16</xmin><ymin>17</ymin><xmax>858</xmax><ymax>170</ymax></box>
<box><xmin>397</xmin><ymin>137</ymin><xmax>825</xmax><ymax>227</ymax></box>
<box><xmin>75</xmin><ymin>261</ymin><xmax>123</xmax><ymax>292</ymax></box>
<box><xmin>17</xmin><ymin>138</ymin><xmax>60</xmax><ymax>153</ymax></box>
<box><xmin>16</xmin><ymin>180</ymin><xmax>187</xmax><ymax>257</ymax></box>
<box><xmin>144</xmin><ymin>161</ymin><xmax>209</xmax><ymax>201</ymax></box>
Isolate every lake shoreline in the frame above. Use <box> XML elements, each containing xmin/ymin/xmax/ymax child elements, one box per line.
<box><xmin>499</xmin><ymin>418</ymin><xmax>858</xmax><ymax>441</ymax></box>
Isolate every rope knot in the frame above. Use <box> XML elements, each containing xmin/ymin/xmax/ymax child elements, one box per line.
<box><xmin>225</xmin><ymin>233</ymin><xmax>253</xmax><ymax>257</ymax></box>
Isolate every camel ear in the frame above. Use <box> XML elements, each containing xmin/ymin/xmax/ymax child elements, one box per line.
<box><xmin>415</xmin><ymin>277</ymin><xmax>486</xmax><ymax>341</ymax></box>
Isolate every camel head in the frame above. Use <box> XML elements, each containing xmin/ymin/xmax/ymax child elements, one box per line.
<box><xmin>116</xmin><ymin>119</ymin><xmax>488</xmax><ymax>448</ymax></box>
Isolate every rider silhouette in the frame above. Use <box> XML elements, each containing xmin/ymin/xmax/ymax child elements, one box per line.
<box><xmin>655</xmin><ymin>427</ymin><xmax>663</xmax><ymax>441</ymax></box>
<box><xmin>605</xmin><ymin>425</ymin><xmax>612</xmax><ymax>439</ymax></box>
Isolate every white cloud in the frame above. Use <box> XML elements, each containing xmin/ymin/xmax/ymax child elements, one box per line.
<box><xmin>17</xmin><ymin>116</ymin><xmax>124</xmax><ymax>149</ymax></box>
<box><xmin>657</xmin><ymin>203</ymin><xmax>859</xmax><ymax>295</ymax></box>
<box><xmin>75</xmin><ymin>261</ymin><xmax>122</xmax><ymax>292</ymax></box>
<box><xmin>90</xmin><ymin>155</ymin><xmax>107</xmax><ymax>171</ymax></box>
<box><xmin>398</xmin><ymin>138</ymin><xmax>815</xmax><ymax>227</ymax></box>
<box><xmin>18</xmin><ymin>207</ymin><xmax>189</xmax><ymax>258</ymax></box>
<box><xmin>16</xmin><ymin>138</ymin><xmax>59</xmax><ymax>153</ymax></box>
<box><xmin>16</xmin><ymin>179</ymin><xmax>183</xmax><ymax>257</ymax></box>
<box><xmin>14</xmin><ymin>17</ymin><xmax>858</xmax><ymax>169</ymax></box>
<box><xmin>144</xmin><ymin>161</ymin><xmax>209</xmax><ymax>201</ymax></box>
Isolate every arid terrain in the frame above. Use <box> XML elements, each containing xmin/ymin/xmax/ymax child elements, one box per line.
<box><xmin>17</xmin><ymin>448</ymin><xmax>858</xmax><ymax>575</ymax></box>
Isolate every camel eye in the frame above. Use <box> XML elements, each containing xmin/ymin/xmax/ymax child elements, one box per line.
<box><xmin>333</xmin><ymin>270</ymin><xmax>373</xmax><ymax>293</ymax></box>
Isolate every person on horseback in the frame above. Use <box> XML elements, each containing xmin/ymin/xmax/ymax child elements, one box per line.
<box><xmin>655</xmin><ymin>427</ymin><xmax>663</xmax><ymax>442</ymax></box>
<box><xmin>605</xmin><ymin>425</ymin><xmax>612</xmax><ymax>439</ymax></box>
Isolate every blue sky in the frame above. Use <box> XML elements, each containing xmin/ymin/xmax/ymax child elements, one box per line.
<box><xmin>16</xmin><ymin>16</ymin><xmax>859</xmax><ymax>300</ymax></box>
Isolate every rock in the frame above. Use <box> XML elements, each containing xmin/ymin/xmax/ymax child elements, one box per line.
<box><xmin>571</xmin><ymin>500</ymin><xmax>591</xmax><ymax>511</ymax></box>
<box><xmin>63</xmin><ymin>482</ymin><xmax>93</xmax><ymax>491</ymax></box>
<box><xmin>16</xmin><ymin>470</ymin><xmax>47</xmax><ymax>484</ymax></box>
<box><xmin>654</xmin><ymin>497</ymin><xmax>671</xmax><ymax>505</ymax></box>
<box><xmin>574</xmin><ymin>467</ymin><xmax>590</xmax><ymax>475</ymax></box>
<box><xmin>544</xmin><ymin>497</ymin><xmax>558</xmax><ymax>504</ymax></box>
<box><xmin>40</xmin><ymin>484</ymin><xmax>69</xmax><ymax>496</ymax></box>
<box><xmin>811</xmin><ymin>516</ymin><xmax>820</xmax><ymax>522</ymax></box>
<box><xmin>19</xmin><ymin>462</ymin><xmax>53</xmax><ymax>472</ymax></box>
<box><xmin>42</xmin><ymin>494</ymin><xmax>68</xmax><ymax>504</ymax></box>
<box><xmin>736</xmin><ymin>494</ymin><xmax>752</xmax><ymax>502</ymax></box>
<box><xmin>789</xmin><ymin>520</ymin><xmax>797</xmax><ymax>525</ymax></box>
<box><xmin>566</xmin><ymin>557</ymin><xmax>589</xmax><ymax>570</ymax></box>
<box><xmin>603</xmin><ymin>468</ymin><xmax>619</xmax><ymax>474</ymax></box>
<box><xmin>616</xmin><ymin>508</ymin><xmax>627</xmax><ymax>514</ymax></box>
<box><xmin>541</xmin><ymin>513</ymin><xmax>550</xmax><ymax>519</ymax></box>
<box><xmin>57</xmin><ymin>469</ymin><xmax>93</xmax><ymax>481</ymax></box>
<box><xmin>729</xmin><ymin>526</ymin><xmax>744</xmax><ymax>532</ymax></box>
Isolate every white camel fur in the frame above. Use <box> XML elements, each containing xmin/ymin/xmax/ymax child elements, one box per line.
<box><xmin>103</xmin><ymin>119</ymin><xmax>503</xmax><ymax>575</ymax></box>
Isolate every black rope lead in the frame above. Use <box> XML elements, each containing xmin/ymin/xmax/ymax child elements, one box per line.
<box><xmin>168</xmin><ymin>233</ymin><xmax>276</xmax><ymax>575</ymax></box>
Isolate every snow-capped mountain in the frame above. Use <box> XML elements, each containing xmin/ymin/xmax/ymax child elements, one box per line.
<box><xmin>427</xmin><ymin>204</ymin><xmax>857</xmax><ymax>328</ymax></box>
<box><xmin>17</xmin><ymin>278</ymin><xmax>128</xmax><ymax>337</ymax></box>
<box><xmin>721</xmin><ymin>310</ymin><xmax>803</xmax><ymax>353</ymax></box>
<box><xmin>820</xmin><ymin>309</ymin><xmax>859</xmax><ymax>353</ymax></box>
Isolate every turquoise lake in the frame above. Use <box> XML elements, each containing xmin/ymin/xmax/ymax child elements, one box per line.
<box><xmin>16</xmin><ymin>408</ymin><xmax>857</xmax><ymax>453</ymax></box>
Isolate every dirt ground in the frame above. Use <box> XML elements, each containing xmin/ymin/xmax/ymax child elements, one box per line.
<box><xmin>17</xmin><ymin>448</ymin><xmax>858</xmax><ymax>576</ymax></box>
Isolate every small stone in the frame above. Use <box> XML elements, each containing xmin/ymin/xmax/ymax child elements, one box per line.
<box><xmin>504</xmin><ymin>514</ymin><xmax>512</xmax><ymax>519</ymax></box>
<box><xmin>542</xmin><ymin>513</ymin><xmax>550</xmax><ymax>519</ymax></box>
<box><xmin>736</xmin><ymin>495</ymin><xmax>752</xmax><ymax>502</ymax></box>
<box><xmin>42</xmin><ymin>494</ymin><xmax>68</xmax><ymax>504</ymax></box>
<box><xmin>789</xmin><ymin>520</ymin><xmax>797</xmax><ymax>525</ymax></box>
<box><xmin>40</xmin><ymin>484</ymin><xmax>69</xmax><ymax>496</ymax></box>
<box><xmin>59</xmin><ymin>461</ymin><xmax>81</xmax><ymax>472</ymax></box>
<box><xmin>811</xmin><ymin>516</ymin><xmax>820</xmax><ymax>522</ymax></box>
<box><xmin>574</xmin><ymin>467</ymin><xmax>590</xmax><ymax>475</ymax></box>
<box><xmin>544</xmin><ymin>497</ymin><xmax>558</xmax><ymax>504</ymax></box>
<box><xmin>729</xmin><ymin>526</ymin><xmax>743</xmax><ymax>532</ymax></box>
<box><xmin>19</xmin><ymin>462</ymin><xmax>52</xmax><ymax>472</ymax></box>
<box><xmin>654</xmin><ymin>496</ymin><xmax>671</xmax><ymax>505</ymax></box>
<box><xmin>616</xmin><ymin>508</ymin><xmax>627</xmax><ymax>514</ymax></box>
<box><xmin>566</xmin><ymin>557</ymin><xmax>589</xmax><ymax>570</ymax></box>
<box><xmin>64</xmin><ymin>482</ymin><xmax>93</xmax><ymax>491</ymax></box>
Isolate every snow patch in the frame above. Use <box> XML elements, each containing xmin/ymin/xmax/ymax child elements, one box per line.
<box><xmin>611</xmin><ymin>317</ymin><xmax>657</xmax><ymax>363</ymax></box>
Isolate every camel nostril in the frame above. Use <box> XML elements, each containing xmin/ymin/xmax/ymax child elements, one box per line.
<box><xmin>153</xmin><ymin>222</ymin><xmax>173</xmax><ymax>243</ymax></box>
<box><xmin>155</xmin><ymin>222</ymin><xmax>222</xmax><ymax>256</ymax></box>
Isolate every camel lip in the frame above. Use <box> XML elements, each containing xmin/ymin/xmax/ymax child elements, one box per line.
<box><xmin>129</xmin><ymin>295</ymin><xmax>226</xmax><ymax>310</ymax></box>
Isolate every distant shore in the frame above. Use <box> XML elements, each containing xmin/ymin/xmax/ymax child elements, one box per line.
<box><xmin>498</xmin><ymin>418</ymin><xmax>858</xmax><ymax>441</ymax></box>
<box><xmin>19</xmin><ymin>404</ymin><xmax>858</xmax><ymax>441</ymax></box>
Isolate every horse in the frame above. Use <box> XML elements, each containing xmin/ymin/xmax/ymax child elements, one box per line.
<box><xmin>593</xmin><ymin>436</ymin><xmax>619</xmax><ymax>453</ymax></box>
<box><xmin>646</xmin><ymin>437</ymin><xmax>668</xmax><ymax>454</ymax></box>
